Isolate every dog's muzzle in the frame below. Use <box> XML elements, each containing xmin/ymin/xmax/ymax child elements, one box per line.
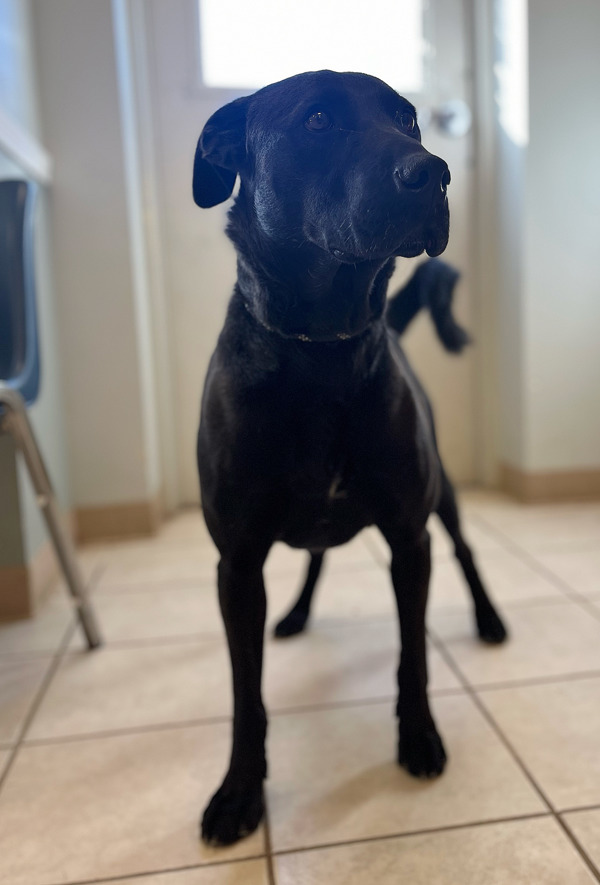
<box><xmin>394</xmin><ymin>153</ymin><xmax>451</xmax><ymax>258</ymax></box>
<box><xmin>326</xmin><ymin>149</ymin><xmax>451</xmax><ymax>263</ymax></box>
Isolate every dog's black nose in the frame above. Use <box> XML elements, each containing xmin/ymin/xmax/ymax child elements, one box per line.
<box><xmin>395</xmin><ymin>155</ymin><xmax>450</xmax><ymax>194</ymax></box>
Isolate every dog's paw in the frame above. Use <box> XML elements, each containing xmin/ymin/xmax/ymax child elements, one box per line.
<box><xmin>398</xmin><ymin>727</ymin><xmax>447</xmax><ymax>779</ymax></box>
<box><xmin>475</xmin><ymin>605</ymin><xmax>509</xmax><ymax>645</ymax></box>
<box><xmin>201</xmin><ymin>783</ymin><xmax>264</xmax><ymax>846</ymax></box>
<box><xmin>273</xmin><ymin>610</ymin><xmax>309</xmax><ymax>638</ymax></box>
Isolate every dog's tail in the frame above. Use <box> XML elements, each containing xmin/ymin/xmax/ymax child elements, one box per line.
<box><xmin>385</xmin><ymin>258</ymin><xmax>470</xmax><ymax>353</ymax></box>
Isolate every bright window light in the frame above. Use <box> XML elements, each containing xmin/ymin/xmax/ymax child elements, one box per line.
<box><xmin>198</xmin><ymin>0</ymin><xmax>425</xmax><ymax>93</ymax></box>
<box><xmin>494</xmin><ymin>0</ymin><xmax>529</xmax><ymax>147</ymax></box>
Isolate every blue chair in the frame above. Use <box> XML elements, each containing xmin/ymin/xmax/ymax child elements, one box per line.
<box><xmin>0</xmin><ymin>179</ymin><xmax>101</xmax><ymax>648</ymax></box>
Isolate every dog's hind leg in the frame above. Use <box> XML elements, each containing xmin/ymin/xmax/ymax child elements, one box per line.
<box><xmin>435</xmin><ymin>468</ymin><xmax>508</xmax><ymax>644</ymax></box>
<box><xmin>273</xmin><ymin>551</ymin><xmax>324</xmax><ymax>637</ymax></box>
<box><xmin>201</xmin><ymin>553</ymin><xmax>268</xmax><ymax>846</ymax></box>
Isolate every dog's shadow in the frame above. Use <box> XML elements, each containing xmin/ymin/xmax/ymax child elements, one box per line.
<box><xmin>269</xmin><ymin>758</ymin><xmax>442</xmax><ymax>839</ymax></box>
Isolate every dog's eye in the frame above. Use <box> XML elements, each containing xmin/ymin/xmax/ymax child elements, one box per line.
<box><xmin>398</xmin><ymin>112</ymin><xmax>416</xmax><ymax>133</ymax></box>
<box><xmin>305</xmin><ymin>111</ymin><xmax>332</xmax><ymax>132</ymax></box>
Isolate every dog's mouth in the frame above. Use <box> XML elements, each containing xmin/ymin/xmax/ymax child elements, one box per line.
<box><xmin>329</xmin><ymin>226</ymin><xmax>448</xmax><ymax>264</ymax></box>
<box><xmin>396</xmin><ymin>227</ymin><xmax>449</xmax><ymax>259</ymax></box>
<box><xmin>330</xmin><ymin>247</ymin><xmax>367</xmax><ymax>264</ymax></box>
<box><xmin>328</xmin><ymin>198</ymin><xmax>450</xmax><ymax>263</ymax></box>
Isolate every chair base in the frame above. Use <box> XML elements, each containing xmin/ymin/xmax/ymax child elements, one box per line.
<box><xmin>0</xmin><ymin>386</ymin><xmax>102</xmax><ymax>649</ymax></box>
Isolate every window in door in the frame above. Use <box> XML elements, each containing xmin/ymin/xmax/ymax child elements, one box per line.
<box><xmin>197</xmin><ymin>0</ymin><xmax>426</xmax><ymax>93</ymax></box>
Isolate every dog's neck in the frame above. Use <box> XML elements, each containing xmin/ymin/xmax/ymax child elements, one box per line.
<box><xmin>226</xmin><ymin>191</ymin><xmax>395</xmax><ymax>343</ymax></box>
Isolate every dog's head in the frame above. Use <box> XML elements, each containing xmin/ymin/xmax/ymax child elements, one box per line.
<box><xmin>193</xmin><ymin>70</ymin><xmax>450</xmax><ymax>263</ymax></box>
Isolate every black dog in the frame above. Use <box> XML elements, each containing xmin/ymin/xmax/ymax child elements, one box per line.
<box><xmin>193</xmin><ymin>70</ymin><xmax>507</xmax><ymax>847</ymax></box>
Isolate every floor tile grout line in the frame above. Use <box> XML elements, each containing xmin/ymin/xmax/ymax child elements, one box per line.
<box><xmin>554</xmin><ymin>814</ymin><xmax>600</xmax><ymax>883</ymax></box>
<box><xmin>0</xmin><ymin>565</ymin><xmax>109</xmax><ymax>662</ymax></box>
<box><xmin>466</xmin><ymin>514</ymin><xmax>572</xmax><ymax>580</ymax></box>
<box><xmin>0</xmin><ymin>617</ymin><xmax>77</xmax><ymax>794</ymax></box>
<box><xmin>427</xmin><ymin>629</ymin><xmax>600</xmax><ymax>881</ymax></box>
<box><xmin>267</xmin><ymin>811</ymin><xmax>553</xmax><ymax>860</ymax></box>
<box><xmin>0</xmin><ymin>649</ymin><xmax>73</xmax><ymax>661</ymax></box>
<box><xmin>459</xmin><ymin>510</ymin><xmax>522</xmax><ymax>552</ymax></box>
<box><xmin>66</xmin><ymin>632</ymin><xmax>229</xmax><ymax>652</ymax></box>
<box><xmin>0</xmin><ymin>593</ymin><xmax>577</xmax><ymax>660</ymax></box>
<box><xmin>18</xmin><ymin>690</ymin><xmax>465</xmax><ymax>749</ymax></box>
<box><xmin>428</xmin><ymin>629</ymin><xmax>558</xmax><ymax>810</ymax></box>
<box><xmin>59</xmin><ymin>616</ymin><xmax>448</xmax><ymax>653</ymax></box>
<box><xmin>42</xmin><ymin>853</ymin><xmax>269</xmax><ymax>885</ymax></box>
<box><xmin>559</xmin><ymin>802</ymin><xmax>600</xmax><ymax>816</ymax></box>
<box><xmin>15</xmin><ymin>661</ymin><xmax>600</xmax><ymax>750</ymax></box>
<box><xmin>0</xmin><ymin>563</ymin><xmax>104</xmax><ymax>796</ymax></box>
<box><xmin>467</xmin><ymin>513</ymin><xmax>595</xmax><ymax>564</ymax></box>
<box><xmin>470</xmin><ymin>668</ymin><xmax>600</xmax><ymax>694</ymax></box>
<box><xmin>469</xmin><ymin>514</ymin><xmax>600</xmax><ymax>626</ymax></box>
<box><xmin>470</xmin><ymin>511</ymin><xmax>596</xmax><ymax>577</ymax></box>
<box><xmin>432</xmin><ymin>595</ymin><xmax>577</xmax><ymax>612</ymax></box>
<box><xmin>88</xmin><ymin>564</ymin><xmax>391</xmax><ymax>598</ymax></box>
<box><xmin>8</xmin><ymin>794</ymin><xmax>597</xmax><ymax>883</ymax></box>
<box><xmin>90</xmin><ymin>576</ymin><xmax>218</xmax><ymax>596</ymax></box>
<box><xmin>91</xmin><ymin>559</ymin><xmax>384</xmax><ymax>595</ymax></box>
<box><xmin>461</xmin><ymin>502</ymin><xmax>600</xmax><ymax>548</ymax></box>
<box><xmin>20</xmin><ymin>593</ymin><xmax>578</xmax><ymax>658</ymax></box>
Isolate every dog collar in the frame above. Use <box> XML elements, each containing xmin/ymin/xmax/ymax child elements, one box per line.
<box><xmin>242</xmin><ymin>299</ymin><xmax>357</xmax><ymax>343</ymax></box>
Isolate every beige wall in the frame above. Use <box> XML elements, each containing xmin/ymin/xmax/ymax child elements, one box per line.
<box><xmin>0</xmin><ymin>0</ymin><xmax>71</xmax><ymax>575</ymax></box>
<box><xmin>523</xmin><ymin>0</ymin><xmax>600</xmax><ymax>472</ymax></box>
<box><xmin>32</xmin><ymin>0</ymin><xmax>162</xmax><ymax>511</ymax></box>
<box><xmin>492</xmin><ymin>0</ymin><xmax>600</xmax><ymax>480</ymax></box>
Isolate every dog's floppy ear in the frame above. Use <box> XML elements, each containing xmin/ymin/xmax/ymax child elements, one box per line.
<box><xmin>193</xmin><ymin>96</ymin><xmax>249</xmax><ymax>208</ymax></box>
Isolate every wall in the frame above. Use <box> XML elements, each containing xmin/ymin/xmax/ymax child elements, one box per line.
<box><xmin>523</xmin><ymin>0</ymin><xmax>600</xmax><ymax>472</ymax></box>
<box><xmin>0</xmin><ymin>0</ymin><xmax>71</xmax><ymax>614</ymax></box>
<box><xmin>491</xmin><ymin>0</ymin><xmax>600</xmax><ymax>497</ymax></box>
<box><xmin>32</xmin><ymin>0</ymin><xmax>163</xmax><ymax>528</ymax></box>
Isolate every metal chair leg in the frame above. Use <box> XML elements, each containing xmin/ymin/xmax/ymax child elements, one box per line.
<box><xmin>0</xmin><ymin>388</ymin><xmax>102</xmax><ymax>649</ymax></box>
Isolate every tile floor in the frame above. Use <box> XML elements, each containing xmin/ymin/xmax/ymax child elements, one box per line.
<box><xmin>1</xmin><ymin>491</ymin><xmax>600</xmax><ymax>884</ymax></box>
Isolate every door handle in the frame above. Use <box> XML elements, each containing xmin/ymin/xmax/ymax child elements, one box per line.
<box><xmin>419</xmin><ymin>99</ymin><xmax>472</xmax><ymax>138</ymax></box>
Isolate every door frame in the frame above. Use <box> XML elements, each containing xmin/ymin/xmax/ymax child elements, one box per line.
<box><xmin>137</xmin><ymin>0</ymin><xmax>501</xmax><ymax>505</ymax></box>
<box><xmin>115</xmin><ymin>0</ymin><xmax>182</xmax><ymax>512</ymax></box>
<box><xmin>469</xmin><ymin>0</ymin><xmax>501</xmax><ymax>487</ymax></box>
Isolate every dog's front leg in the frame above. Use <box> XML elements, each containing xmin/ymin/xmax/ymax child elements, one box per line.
<box><xmin>201</xmin><ymin>556</ymin><xmax>267</xmax><ymax>846</ymax></box>
<box><xmin>389</xmin><ymin>530</ymin><xmax>447</xmax><ymax>778</ymax></box>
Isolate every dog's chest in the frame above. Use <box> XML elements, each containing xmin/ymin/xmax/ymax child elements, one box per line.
<box><xmin>288</xmin><ymin>453</ymin><xmax>355</xmax><ymax>504</ymax></box>
<box><xmin>286</xmin><ymin>404</ymin><xmax>355</xmax><ymax>497</ymax></box>
<box><xmin>279</xmin><ymin>468</ymin><xmax>365</xmax><ymax>549</ymax></box>
<box><xmin>276</xmin><ymin>407</ymin><xmax>371</xmax><ymax>548</ymax></box>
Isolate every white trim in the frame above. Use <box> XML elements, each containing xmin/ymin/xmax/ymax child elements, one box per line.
<box><xmin>470</xmin><ymin>0</ymin><xmax>500</xmax><ymax>486</ymax></box>
<box><xmin>113</xmin><ymin>0</ymin><xmax>181</xmax><ymax>511</ymax></box>
<box><xmin>0</xmin><ymin>107</ymin><xmax>52</xmax><ymax>184</ymax></box>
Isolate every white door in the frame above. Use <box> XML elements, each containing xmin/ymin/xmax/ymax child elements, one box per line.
<box><xmin>147</xmin><ymin>0</ymin><xmax>478</xmax><ymax>503</ymax></box>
